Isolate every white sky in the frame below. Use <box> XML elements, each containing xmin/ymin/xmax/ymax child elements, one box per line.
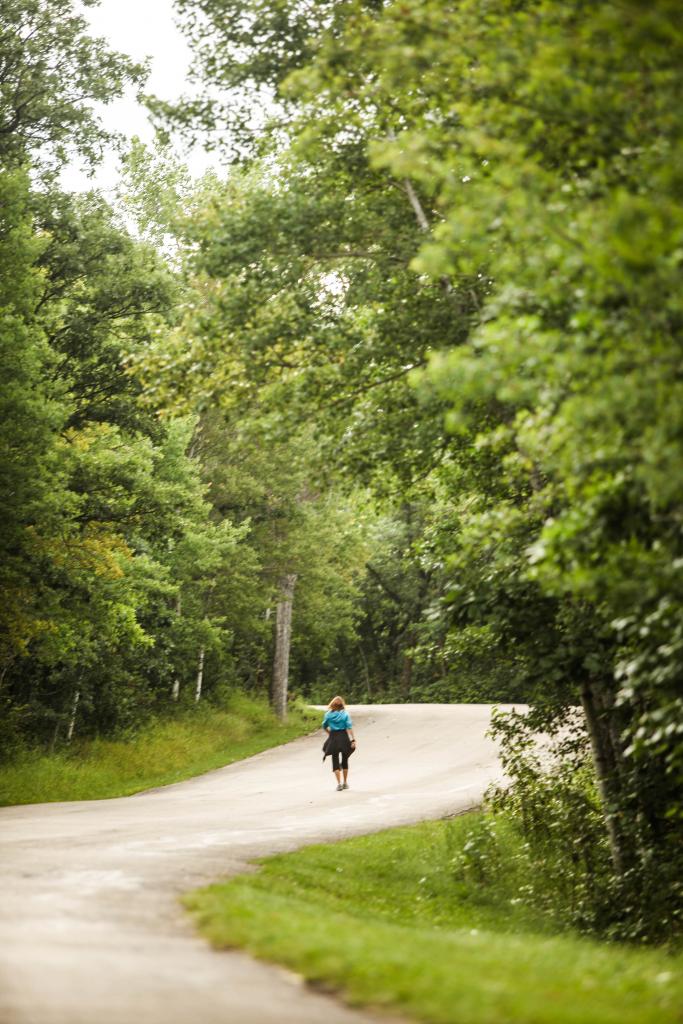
<box><xmin>61</xmin><ymin>0</ymin><xmax>222</xmax><ymax>193</ymax></box>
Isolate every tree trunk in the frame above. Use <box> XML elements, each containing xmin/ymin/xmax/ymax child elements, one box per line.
<box><xmin>0</xmin><ymin>659</ymin><xmax>13</xmax><ymax>691</ymax></box>
<box><xmin>403</xmin><ymin>178</ymin><xmax>431</xmax><ymax>233</ymax></box>
<box><xmin>272</xmin><ymin>574</ymin><xmax>297</xmax><ymax>722</ymax></box>
<box><xmin>580</xmin><ymin>678</ymin><xmax>631</xmax><ymax>876</ymax></box>
<box><xmin>172</xmin><ymin>591</ymin><xmax>182</xmax><ymax>701</ymax></box>
<box><xmin>66</xmin><ymin>689</ymin><xmax>80</xmax><ymax>744</ymax></box>
<box><xmin>48</xmin><ymin>719</ymin><xmax>61</xmax><ymax>755</ymax></box>
<box><xmin>194</xmin><ymin>646</ymin><xmax>205</xmax><ymax>703</ymax></box>
<box><xmin>357</xmin><ymin>643</ymin><xmax>372</xmax><ymax>699</ymax></box>
<box><xmin>400</xmin><ymin>652</ymin><xmax>413</xmax><ymax>698</ymax></box>
<box><xmin>387</xmin><ymin>135</ymin><xmax>449</xmax><ymax>293</ymax></box>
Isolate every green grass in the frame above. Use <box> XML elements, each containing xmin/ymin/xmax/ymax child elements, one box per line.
<box><xmin>186</xmin><ymin>815</ymin><xmax>683</xmax><ymax>1024</ymax></box>
<box><xmin>0</xmin><ymin>694</ymin><xmax>318</xmax><ymax>805</ymax></box>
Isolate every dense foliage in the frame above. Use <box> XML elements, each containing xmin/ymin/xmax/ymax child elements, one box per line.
<box><xmin>2</xmin><ymin>0</ymin><xmax>681</xmax><ymax>940</ymax></box>
<box><xmin>149</xmin><ymin>0</ymin><xmax>682</xmax><ymax>938</ymax></box>
<box><xmin>0</xmin><ymin>0</ymin><xmax>372</xmax><ymax>755</ymax></box>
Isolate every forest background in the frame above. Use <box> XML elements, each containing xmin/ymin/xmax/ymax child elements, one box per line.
<box><xmin>1</xmin><ymin>0</ymin><xmax>681</xmax><ymax>945</ymax></box>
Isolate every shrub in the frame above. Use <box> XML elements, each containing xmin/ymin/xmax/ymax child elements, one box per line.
<box><xmin>452</xmin><ymin>707</ymin><xmax>683</xmax><ymax>944</ymax></box>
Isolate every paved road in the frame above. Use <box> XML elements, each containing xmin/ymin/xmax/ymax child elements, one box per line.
<box><xmin>0</xmin><ymin>704</ymin><xmax>516</xmax><ymax>1024</ymax></box>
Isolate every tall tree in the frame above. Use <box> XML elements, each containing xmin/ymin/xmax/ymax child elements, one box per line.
<box><xmin>157</xmin><ymin>0</ymin><xmax>683</xmax><ymax>934</ymax></box>
<box><xmin>356</xmin><ymin>0</ymin><xmax>683</xmax><ymax>906</ymax></box>
<box><xmin>0</xmin><ymin>0</ymin><xmax>146</xmax><ymax>171</ymax></box>
<box><xmin>0</xmin><ymin>169</ymin><xmax>68</xmax><ymax>687</ymax></box>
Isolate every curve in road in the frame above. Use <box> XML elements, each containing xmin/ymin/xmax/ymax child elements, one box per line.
<box><xmin>0</xmin><ymin>703</ymin><xmax>517</xmax><ymax>1024</ymax></box>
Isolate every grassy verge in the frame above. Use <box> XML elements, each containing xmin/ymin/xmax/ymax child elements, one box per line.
<box><xmin>186</xmin><ymin>815</ymin><xmax>682</xmax><ymax>1024</ymax></box>
<box><xmin>0</xmin><ymin>694</ymin><xmax>318</xmax><ymax>806</ymax></box>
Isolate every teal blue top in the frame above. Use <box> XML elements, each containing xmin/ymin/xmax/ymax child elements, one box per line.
<box><xmin>322</xmin><ymin>709</ymin><xmax>353</xmax><ymax>731</ymax></box>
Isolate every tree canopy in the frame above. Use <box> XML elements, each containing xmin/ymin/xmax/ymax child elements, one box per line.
<box><xmin>1</xmin><ymin>0</ymin><xmax>681</xmax><ymax>941</ymax></box>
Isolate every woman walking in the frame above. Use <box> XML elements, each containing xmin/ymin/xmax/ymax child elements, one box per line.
<box><xmin>322</xmin><ymin>696</ymin><xmax>356</xmax><ymax>791</ymax></box>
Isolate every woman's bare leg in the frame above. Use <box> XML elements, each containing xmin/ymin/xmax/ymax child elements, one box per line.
<box><xmin>334</xmin><ymin>768</ymin><xmax>342</xmax><ymax>785</ymax></box>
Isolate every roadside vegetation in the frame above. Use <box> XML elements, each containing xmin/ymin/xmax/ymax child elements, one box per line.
<box><xmin>0</xmin><ymin>695</ymin><xmax>317</xmax><ymax>806</ymax></box>
<box><xmin>2</xmin><ymin>0</ymin><xmax>682</xmax><ymax>958</ymax></box>
<box><xmin>186</xmin><ymin>813</ymin><xmax>683</xmax><ymax>1024</ymax></box>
